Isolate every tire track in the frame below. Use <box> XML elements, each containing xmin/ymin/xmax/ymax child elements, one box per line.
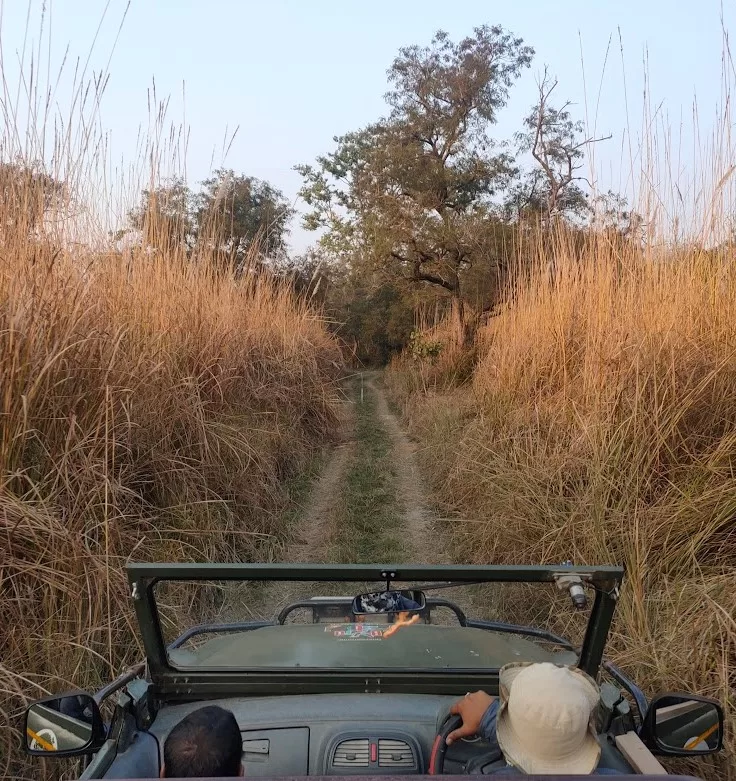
<box><xmin>363</xmin><ymin>372</ymin><xmax>448</xmax><ymax>564</ymax></box>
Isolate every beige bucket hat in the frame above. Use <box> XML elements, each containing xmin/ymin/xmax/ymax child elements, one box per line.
<box><xmin>496</xmin><ymin>662</ymin><xmax>602</xmax><ymax>775</ymax></box>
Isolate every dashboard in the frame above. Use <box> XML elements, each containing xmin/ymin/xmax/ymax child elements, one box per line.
<box><xmin>149</xmin><ymin>693</ymin><xmax>502</xmax><ymax>776</ymax></box>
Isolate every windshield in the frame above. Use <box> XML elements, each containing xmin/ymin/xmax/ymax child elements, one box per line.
<box><xmin>154</xmin><ymin>577</ymin><xmax>588</xmax><ymax>671</ymax></box>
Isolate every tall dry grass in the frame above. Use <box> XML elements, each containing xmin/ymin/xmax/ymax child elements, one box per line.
<box><xmin>0</xmin><ymin>236</ymin><xmax>343</xmax><ymax>778</ymax></box>
<box><xmin>0</xmin><ymin>9</ymin><xmax>343</xmax><ymax>776</ymax></box>
<box><xmin>388</xmin><ymin>26</ymin><xmax>736</xmax><ymax>778</ymax></box>
<box><xmin>388</xmin><ymin>233</ymin><xmax>736</xmax><ymax>779</ymax></box>
<box><xmin>1</xmin><ymin>235</ymin><xmax>343</xmax><ymax>777</ymax></box>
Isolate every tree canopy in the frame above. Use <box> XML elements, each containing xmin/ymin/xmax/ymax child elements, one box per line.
<box><xmin>121</xmin><ymin>170</ymin><xmax>292</xmax><ymax>269</ymax></box>
<box><xmin>297</xmin><ymin>26</ymin><xmax>534</xmax><ymax>307</ymax></box>
<box><xmin>294</xmin><ymin>25</ymin><xmax>627</xmax><ymax>354</ymax></box>
<box><xmin>111</xmin><ymin>23</ymin><xmax>630</xmax><ymax>362</ymax></box>
<box><xmin>196</xmin><ymin>169</ymin><xmax>293</xmax><ymax>265</ymax></box>
<box><xmin>507</xmin><ymin>70</ymin><xmax>608</xmax><ymax>222</ymax></box>
<box><xmin>0</xmin><ymin>161</ymin><xmax>67</xmax><ymax>243</ymax></box>
<box><xmin>121</xmin><ymin>178</ymin><xmax>195</xmax><ymax>252</ymax></box>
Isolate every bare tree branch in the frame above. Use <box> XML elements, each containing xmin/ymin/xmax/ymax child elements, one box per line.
<box><xmin>525</xmin><ymin>68</ymin><xmax>611</xmax><ymax>219</ymax></box>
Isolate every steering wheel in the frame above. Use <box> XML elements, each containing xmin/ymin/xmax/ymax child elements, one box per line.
<box><xmin>429</xmin><ymin>712</ymin><xmax>504</xmax><ymax>775</ymax></box>
<box><xmin>428</xmin><ymin>714</ymin><xmax>463</xmax><ymax>774</ymax></box>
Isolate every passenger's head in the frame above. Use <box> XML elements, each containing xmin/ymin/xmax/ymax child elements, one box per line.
<box><xmin>496</xmin><ymin>662</ymin><xmax>601</xmax><ymax>775</ymax></box>
<box><xmin>161</xmin><ymin>705</ymin><xmax>243</xmax><ymax>778</ymax></box>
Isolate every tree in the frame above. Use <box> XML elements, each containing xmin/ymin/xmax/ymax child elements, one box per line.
<box><xmin>0</xmin><ymin>160</ymin><xmax>67</xmax><ymax>243</ymax></box>
<box><xmin>118</xmin><ymin>171</ymin><xmax>293</xmax><ymax>270</ymax></box>
<box><xmin>120</xmin><ymin>178</ymin><xmax>195</xmax><ymax>252</ymax></box>
<box><xmin>278</xmin><ymin>249</ymin><xmax>332</xmax><ymax>306</ymax></box>
<box><xmin>327</xmin><ymin>267</ymin><xmax>416</xmax><ymax>366</ymax></box>
<box><xmin>510</xmin><ymin>70</ymin><xmax>609</xmax><ymax>222</ymax></box>
<box><xmin>590</xmin><ymin>190</ymin><xmax>645</xmax><ymax>244</ymax></box>
<box><xmin>195</xmin><ymin>169</ymin><xmax>293</xmax><ymax>270</ymax></box>
<box><xmin>297</xmin><ymin>26</ymin><xmax>534</xmax><ymax>342</ymax></box>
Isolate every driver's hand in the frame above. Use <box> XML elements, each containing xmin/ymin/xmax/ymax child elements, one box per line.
<box><xmin>447</xmin><ymin>691</ymin><xmax>496</xmax><ymax>745</ymax></box>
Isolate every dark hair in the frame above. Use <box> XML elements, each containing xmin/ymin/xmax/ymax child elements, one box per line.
<box><xmin>163</xmin><ymin>705</ymin><xmax>242</xmax><ymax>778</ymax></box>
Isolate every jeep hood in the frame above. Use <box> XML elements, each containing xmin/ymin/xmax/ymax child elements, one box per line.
<box><xmin>168</xmin><ymin>623</ymin><xmax>577</xmax><ymax>670</ymax></box>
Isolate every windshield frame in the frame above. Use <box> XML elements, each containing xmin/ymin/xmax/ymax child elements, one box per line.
<box><xmin>127</xmin><ymin>563</ymin><xmax>623</xmax><ymax>699</ymax></box>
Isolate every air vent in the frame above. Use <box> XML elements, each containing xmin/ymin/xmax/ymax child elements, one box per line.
<box><xmin>333</xmin><ymin>739</ymin><xmax>370</xmax><ymax>768</ymax></box>
<box><xmin>378</xmin><ymin>739</ymin><xmax>416</xmax><ymax>769</ymax></box>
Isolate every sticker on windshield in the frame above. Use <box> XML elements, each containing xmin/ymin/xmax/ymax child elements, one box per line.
<box><xmin>325</xmin><ymin>613</ymin><xmax>421</xmax><ymax>640</ymax></box>
<box><xmin>324</xmin><ymin>623</ymin><xmax>385</xmax><ymax>640</ymax></box>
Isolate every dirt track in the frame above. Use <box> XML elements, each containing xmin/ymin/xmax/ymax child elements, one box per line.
<box><xmin>210</xmin><ymin>370</ymin><xmax>475</xmax><ymax>627</ymax></box>
<box><xmin>283</xmin><ymin>371</ymin><xmax>440</xmax><ymax>566</ymax></box>
<box><xmin>282</xmin><ymin>397</ymin><xmax>357</xmax><ymax>564</ymax></box>
<box><xmin>363</xmin><ymin>374</ymin><xmax>451</xmax><ymax>564</ymax></box>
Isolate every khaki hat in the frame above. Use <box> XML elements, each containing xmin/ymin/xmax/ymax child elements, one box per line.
<box><xmin>496</xmin><ymin>662</ymin><xmax>602</xmax><ymax>775</ymax></box>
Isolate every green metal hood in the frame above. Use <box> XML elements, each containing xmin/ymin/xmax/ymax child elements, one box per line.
<box><xmin>168</xmin><ymin>623</ymin><xmax>577</xmax><ymax>670</ymax></box>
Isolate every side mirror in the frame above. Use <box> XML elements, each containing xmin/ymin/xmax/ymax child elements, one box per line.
<box><xmin>351</xmin><ymin>589</ymin><xmax>426</xmax><ymax>619</ymax></box>
<box><xmin>24</xmin><ymin>692</ymin><xmax>106</xmax><ymax>757</ymax></box>
<box><xmin>641</xmin><ymin>693</ymin><xmax>724</xmax><ymax>756</ymax></box>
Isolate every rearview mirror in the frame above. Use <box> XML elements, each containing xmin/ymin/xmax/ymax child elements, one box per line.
<box><xmin>641</xmin><ymin>693</ymin><xmax>724</xmax><ymax>756</ymax></box>
<box><xmin>351</xmin><ymin>589</ymin><xmax>426</xmax><ymax>619</ymax></box>
<box><xmin>24</xmin><ymin>692</ymin><xmax>106</xmax><ymax>757</ymax></box>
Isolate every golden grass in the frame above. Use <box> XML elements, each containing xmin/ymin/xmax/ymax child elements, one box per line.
<box><xmin>0</xmin><ymin>236</ymin><xmax>342</xmax><ymax>777</ymax></box>
<box><xmin>0</xmin><ymin>8</ymin><xmax>345</xmax><ymax>775</ymax></box>
<box><xmin>387</xmin><ymin>235</ymin><xmax>736</xmax><ymax>779</ymax></box>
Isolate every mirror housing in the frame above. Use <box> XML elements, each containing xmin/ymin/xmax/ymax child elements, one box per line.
<box><xmin>24</xmin><ymin>691</ymin><xmax>106</xmax><ymax>757</ymax></box>
<box><xmin>640</xmin><ymin>693</ymin><xmax>724</xmax><ymax>756</ymax></box>
<box><xmin>351</xmin><ymin>589</ymin><xmax>426</xmax><ymax>621</ymax></box>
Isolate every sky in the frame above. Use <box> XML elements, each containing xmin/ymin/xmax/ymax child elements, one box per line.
<box><xmin>1</xmin><ymin>0</ymin><xmax>734</xmax><ymax>251</ymax></box>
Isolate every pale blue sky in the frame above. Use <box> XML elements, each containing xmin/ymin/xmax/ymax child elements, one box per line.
<box><xmin>1</xmin><ymin>0</ymin><xmax>734</xmax><ymax>250</ymax></box>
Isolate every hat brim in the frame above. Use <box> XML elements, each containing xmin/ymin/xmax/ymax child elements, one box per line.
<box><xmin>497</xmin><ymin>702</ymin><xmax>602</xmax><ymax>775</ymax></box>
<box><xmin>499</xmin><ymin>663</ymin><xmax>601</xmax><ymax>709</ymax></box>
<box><xmin>498</xmin><ymin>663</ymin><xmax>525</xmax><ymax>699</ymax></box>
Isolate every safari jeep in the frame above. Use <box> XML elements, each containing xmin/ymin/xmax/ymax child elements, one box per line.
<box><xmin>24</xmin><ymin>563</ymin><xmax>724</xmax><ymax>780</ymax></box>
